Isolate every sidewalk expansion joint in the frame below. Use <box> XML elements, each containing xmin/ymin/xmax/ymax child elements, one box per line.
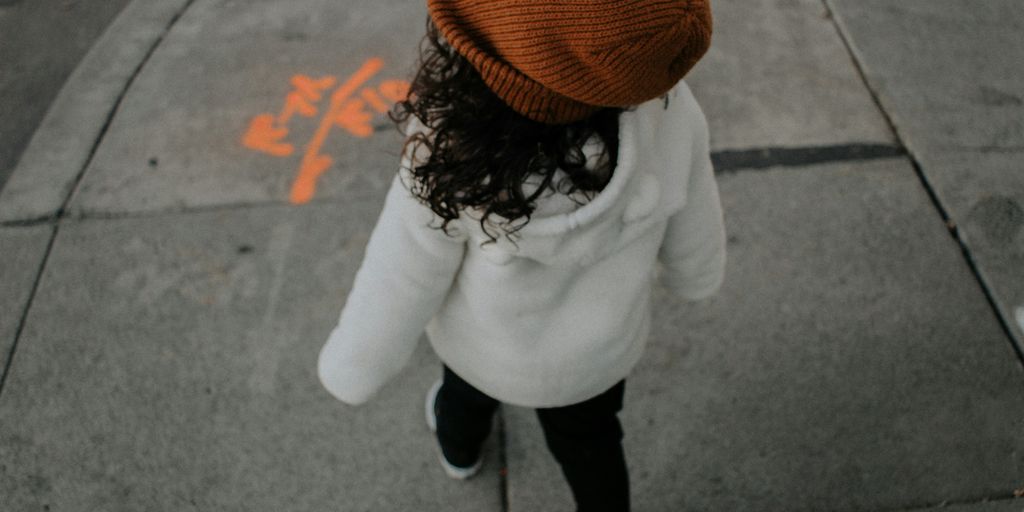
<box><xmin>3</xmin><ymin>141</ymin><xmax>910</xmax><ymax>226</ymax></box>
<box><xmin>711</xmin><ymin>143</ymin><xmax>905</xmax><ymax>173</ymax></box>
<box><xmin>0</xmin><ymin>214</ymin><xmax>58</xmax><ymax>228</ymax></box>
<box><xmin>822</xmin><ymin>0</ymin><xmax>1024</xmax><ymax>368</ymax></box>
<box><xmin>496</xmin><ymin>406</ymin><xmax>510</xmax><ymax>512</ymax></box>
<box><xmin>0</xmin><ymin>223</ymin><xmax>58</xmax><ymax>400</ymax></box>
<box><xmin>41</xmin><ymin>195</ymin><xmax>352</xmax><ymax>224</ymax></box>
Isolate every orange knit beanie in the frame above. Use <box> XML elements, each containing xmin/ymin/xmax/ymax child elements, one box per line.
<box><xmin>426</xmin><ymin>0</ymin><xmax>713</xmax><ymax>124</ymax></box>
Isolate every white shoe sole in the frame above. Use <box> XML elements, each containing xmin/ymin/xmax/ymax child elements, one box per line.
<box><xmin>426</xmin><ymin>379</ymin><xmax>441</xmax><ymax>433</ymax></box>
<box><xmin>425</xmin><ymin>378</ymin><xmax>483</xmax><ymax>480</ymax></box>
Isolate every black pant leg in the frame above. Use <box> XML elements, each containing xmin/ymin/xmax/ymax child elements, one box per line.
<box><xmin>536</xmin><ymin>380</ymin><xmax>630</xmax><ymax>512</ymax></box>
<box><xmin>436</xmin><ymin>365</ymin><xmax>501</xmax><ymax>467</ymax></box>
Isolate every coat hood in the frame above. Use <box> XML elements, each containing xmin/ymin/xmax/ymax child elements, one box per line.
<box><xmin>461</xmin><ymin>89</ymin><xmax>694</xmax><ymax>267</ymax></box>
<box><xmin>403</xmin><ymin>83</ymin><xmax>699</xmax><ymax>267</ymax></box>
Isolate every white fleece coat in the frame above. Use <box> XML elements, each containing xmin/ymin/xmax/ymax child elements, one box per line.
<box><xmin>318</xmin><ymin>81</ymin><xmax>725</xmax><ymax>408</ymax></box>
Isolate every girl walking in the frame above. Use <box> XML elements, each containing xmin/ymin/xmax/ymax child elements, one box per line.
<box><xmin>318</xmin><ymin>1</ymin><xmax>722</xmax><ymax>510</ymax></box>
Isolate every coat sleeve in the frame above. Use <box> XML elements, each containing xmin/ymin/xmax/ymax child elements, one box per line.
<box><xmin>657</xmin><ymin>106</ymin><xmax>726</xmax><ymax>301</ymax></box>
<box><xmin>318</xmin><ymin>166</ymin><xmax>467</xmax><ymax>406</ymax></box>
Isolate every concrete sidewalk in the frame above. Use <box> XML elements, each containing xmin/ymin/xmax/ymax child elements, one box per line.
<box><xmin>1</xmin><ymin>0</ymin><xmax>1022</xmax><ymax>510</ymax></box>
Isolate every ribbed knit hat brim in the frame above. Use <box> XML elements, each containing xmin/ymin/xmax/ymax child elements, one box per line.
<box><xmin>427</xmin><ymin>0</ymin><xmax>712</xmax><ymax>124</ymax></box>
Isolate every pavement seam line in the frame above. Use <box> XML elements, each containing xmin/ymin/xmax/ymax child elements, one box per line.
<box><xmin>0</xmin><ymin>224</ymin><xmax>59</xmax><ymax>400</ymax></box>
<box><xmin>497</xmin><ymin>406</ymin><xmax>511</xmax><ymax>512</ymax></box>
<box><xmin>0</xmin><ymin>143</ymin><xmax>908</xmax><ymax>228</ymax></box>
<box><xmin>56</xmin><ymin>0</ymin><xmax>198</xmax><ymax>220</ymax></box>
<box><xmin>821</xmin><ymin>0</ymin><xmax>1024</xmax><ymax>370</ymax></box>
<box><xmin>0</xmin><ymin>216</ymin><xmax>54</xmax><ymax>228</ymax></box>
<box><xmin>711</xmin><ymin>143</ymin><xmax>904</xmax><ymax>173</ymax></box>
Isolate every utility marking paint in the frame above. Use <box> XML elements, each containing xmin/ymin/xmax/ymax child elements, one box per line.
<box><xmin>242</xmin><ymin>58</ymin><xmax>410</xmax><ymax>204</ymax></box>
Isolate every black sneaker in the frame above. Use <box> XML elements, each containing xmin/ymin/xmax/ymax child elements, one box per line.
<box><xmin>425</xmin><ymin>379</ymin><xmax>483</xmax><ymax>479</ymax></box>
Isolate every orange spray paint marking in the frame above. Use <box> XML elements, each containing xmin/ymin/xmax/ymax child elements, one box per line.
<box><xmin>243</xmin><ymin>74</ymin><xmax>336</xmax><ymax>157</ymax></box>
<box><xmin>242</xmin><ymin>59</ymin><xmax>411</xmax><ymax>205</ymax></box>
<box><xmin>279</xmin><ymin>75</ymin><xmax>337</xmax><ymax>123</ymax></box>
<box><xmin>243</xmin><ymin>114</ymin><xmax>294</xmax><ymax>157</ymax></box>
<box><xmin>335</xmin><ymin>99</ymin><xmax>376</xmax><ymax>138</ymax></box>
<box><xmin>290</xmin><ymin>58</ymin><xmax>384</xmax><ymax>204</ymax></box>
<box><xmin>360</xmin><ymin>88</ymin><xmax>390</xmax><ymax>114</ymax></box>
<box><xmin>378</xmin><ymin>80</ymin><xmax>410</xmax><ymax>103</ymax></box>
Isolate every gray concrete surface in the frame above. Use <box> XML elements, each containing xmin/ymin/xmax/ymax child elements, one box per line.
<box><xmin>1</xmin><ymin>0</ymin><xmax>1023</xmax><ymax>510</ymax></box>
<box><xmin>687</xmin><ymin>0</ymin><xmax>893</xmax><ymax>150</ymax></box>
<box><xmin>66</xmin><ymin>0</ymin><xmax>424</xmax><ymax>216</ymax></box>
<box><xmin>507</xmin><ymin>159</ymin><xmax>1024</xmax><ymax>512</ymax></box>
<box><xmin>828</xmin><ymin>0</ymin><xmax>1024</xmax><ymax>155</ymax></box>
<box><xmin>0</xmin><ymin>203</ymin><xmax>501</xmax><ymax>510</ymax></box>
<box><xmin>828</xmin><ymin>0</ymin><xmax>1024</xmax><ymax>348</ymax></box>
<box><xmin>0</xmin><ymin>0</ymin><xmax>131</xmax><ymax>193</ymax></box>
<box><xmin>0</xmin><ymin>0</ymin><xmax>191</xmax><ymax>222</ymax></box>
<box><xmin>0</xmin><ymin>226</ymin><xmax>51</xmax><ymax>372</ymax></box>
<box><xmin>3</xmin><ymin>0</ymin><xmax>902</xmax><ymax>220</ymax></box>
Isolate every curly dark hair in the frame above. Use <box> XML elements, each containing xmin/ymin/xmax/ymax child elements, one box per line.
<box><xmin>390</xmin><ymin>17</ymin><xmax>626</xmax><ymax>242</ymax></box>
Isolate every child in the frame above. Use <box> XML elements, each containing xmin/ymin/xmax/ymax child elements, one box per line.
<box><xmin>318</xmin><ymin>1</ymin><xmax>721</xmax><ymax>510</ymax></box>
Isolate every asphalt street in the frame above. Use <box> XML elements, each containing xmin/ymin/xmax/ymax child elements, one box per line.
<box><xmin>0</xmin><ymin>0</ymin><xmax>130</xmax><ymax>191</ymax></box>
